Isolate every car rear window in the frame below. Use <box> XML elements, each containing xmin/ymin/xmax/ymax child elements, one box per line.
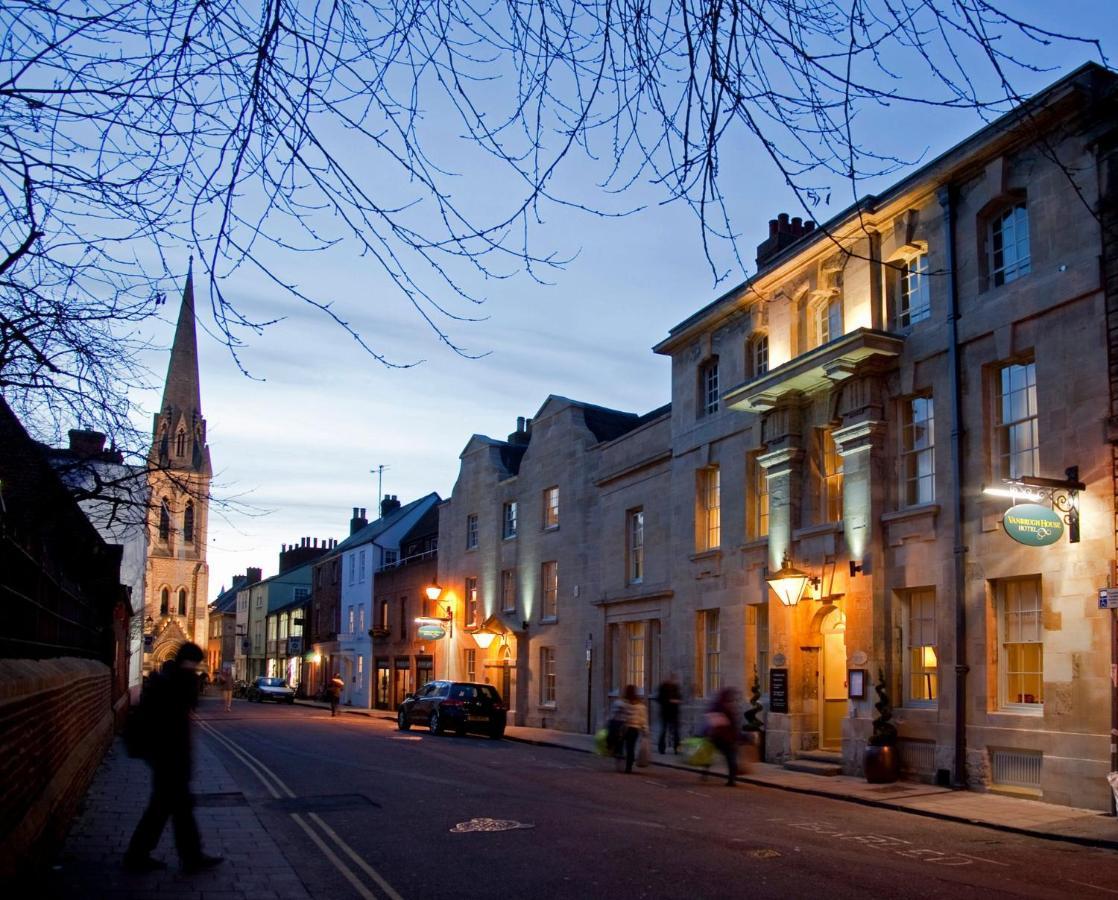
<box><xmin>260</xmin><ymin>678</ymin><xmax>286</xmax><ymax>687</ymax></box>
<box><xmin>450</xmin><ymin>684</ymin><xmax>501</xmax><ymax>702</ymax></box>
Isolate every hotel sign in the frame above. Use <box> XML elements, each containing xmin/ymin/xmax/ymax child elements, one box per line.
<box><xmin>1003</xmin><ymin>503</ymin><xmax>1064</xmax><ymax>547</ymax></box>
<box><xmin>416</xmin><ymin>624</ymin><xmax>447</xmax><ymax>640</ymax></box>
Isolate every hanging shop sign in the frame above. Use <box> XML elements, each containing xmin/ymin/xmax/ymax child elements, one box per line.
<box><xmin>1003</xmin><ymin>503</ymin><xmax>1064</xmax><ymax>547</ymax></box>
<box><xmin>416</xmin><ymin>624</ymin><xmax>447</xmax><ymax>641</ymax></box>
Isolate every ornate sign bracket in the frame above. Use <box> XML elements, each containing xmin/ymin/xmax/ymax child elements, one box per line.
<box><xmin>989</xmin><ymin>466</ymin><xmax>1083</xmax><ymax>543</ymax></box>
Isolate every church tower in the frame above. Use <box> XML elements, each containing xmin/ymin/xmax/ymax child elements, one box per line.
<box><xmin>144</xmin><ymin>266</ymin><xmax>211</xmax><ymax>672</ymax></box>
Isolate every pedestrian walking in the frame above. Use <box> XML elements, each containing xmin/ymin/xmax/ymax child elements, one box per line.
<box><xmin>655</xmin><ymin>673</ymin><xmax>682</xmax><ymax>754</ymax></box>
<box><xmin>326</xmin><ymin>674</ymin><xmax>345</xmax><ymax>717</ymax></box>
<box><xmin>703</xmin><ymin>687</ymin><xmax>741</xmax><ymax>786</ymax></box>
<box><xmin>124</xmin><ymin>642</ymin><xmax>224</xmax><ymax>874</ymax></box>
<box><xmin>218</xmin><ymin>667</ymin><xmax>234</xmax><ymax>712</ymax></box>
<box><xmin>610</xmin><ymin>684</ymin><xmax>649</xmax><ymax>774</ymax></box>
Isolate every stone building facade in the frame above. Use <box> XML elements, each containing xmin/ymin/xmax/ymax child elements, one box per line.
<box><xmin>435</xmin><ymin>63</ymin><xmax>1118</xmax><ymax>810</ymax></box>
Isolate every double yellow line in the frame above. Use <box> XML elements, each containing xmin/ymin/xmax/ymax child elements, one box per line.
<box><xmin>197</xmin><ymin>720</ymin><xmax>403</xmax><ymax>900</ymax></box>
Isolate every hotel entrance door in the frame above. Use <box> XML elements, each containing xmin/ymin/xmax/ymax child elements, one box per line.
<box><xmin>820</xmin><ymin>609</ymin><xmax>847</xmax><ymax>750</ymax></box>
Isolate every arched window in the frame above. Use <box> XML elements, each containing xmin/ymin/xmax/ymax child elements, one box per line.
<box><xmin>184</xmin><ymin>501</ymin><xmax>195</xmax><ymax>542</ymax></box>
<box><xmin>178</xmin><ymin>588</ymin><xmax>188</xmax><ymax>616</ymax></box>
<box><xmin>815</xmin><ymin>295</ymin><xmax>843</xmax><ymax>346</ymax></box>
<box><xmin>747</xmin><ymin>333</ymin><xmax>769</xmax><ymax>378</ymax></box>
<box><xmin>159</xmin><ymin>498</ymin><xmax>170</xmax><ymax>541</ymax></box>
<box><xmin>160</xmin><ymin>587</ymin><xmax>170</xmax><ymax>615</ymax></box>
<box><xmin>176</xmin><ymin>428</ymin><xmax>186</xmax><ymax>457</ymax></box>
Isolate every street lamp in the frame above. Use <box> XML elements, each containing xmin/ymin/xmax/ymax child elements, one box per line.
<box><xmin>766</xmin><ymin>553</ymin><xmax>815</xmax><ymax>608</ymax></box>
<box><xmin>417</xmin><ymin>584</ymin><xmax>453</xmax><ymax>679</ymax></box>
<box><xmin>425</xmin><ymin>583</ymin><xmax>443</xmax><ymax>602</ymax></box>
<box><xmin>472</xmin><ymin>629</ymin><xmax>497</xmax><ymax>650</ymax></box>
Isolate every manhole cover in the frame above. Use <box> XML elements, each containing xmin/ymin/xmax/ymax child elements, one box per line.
<box><xmin>195</xmin><ymin>792</ymin><xmax>248</xmax><ymax>807</ymax></box>
<box><xmin>450</xmin><ymin>818</ymin><xmax>535</xmax><ymax>833</ymax></box>
<box><xmin>268</xmin><ymin>794</ymin><xmax>380</xmax><ymax>813</ymax></box>
<box><xmin>748</xmin><ymin>849</ymin><xmax>782</xmax><ymax>860</ymax></box>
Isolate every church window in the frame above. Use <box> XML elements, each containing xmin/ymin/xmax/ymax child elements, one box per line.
<box><xmin>184</xmin><ymin>501</ymin><xmax>195</xmax><ymax>542</ymax></box>
<box><xmin>160</xmin><ymin>587</ymin><xmax>170</xmax><ymax>615</ymax></box>
<box><xmin>178</xmin><ymin>588</ymin><xmax>188</xmax><ymax>616</ymax></box>
<box><xmin>176</xmin><ymin>428</ymin><xmax>186</xmax><ymax>457</ymax></box>
<box><xmin>159</xmin><ymin>498</ymin><xmax>171</xmax><ymax>541</ymax></box>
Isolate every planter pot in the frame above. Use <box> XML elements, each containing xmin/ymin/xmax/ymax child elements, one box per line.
<box><xmin>864</xmin><ymin>744</ymin><xmax>899</xmax><ymax>783</ymax></box>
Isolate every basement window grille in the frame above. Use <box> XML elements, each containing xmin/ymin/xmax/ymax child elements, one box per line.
<box><xmin>989</xmin><ymin>748</ymin><xmax>1042</xmax><ymax>792</ymax></box>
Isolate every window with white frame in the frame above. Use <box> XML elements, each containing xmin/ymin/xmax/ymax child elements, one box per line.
<box><xmin>357</xmin><ymin>655</ymin><xmax>364</xmax><ymax>689</ymax></box>
<box><xmin>699</xmin><ymin>357</ymin><xmax>720</xmax><ymax>416</ymax></box>
<box><xmin>466</xmin><ymin>513</ymin><xmax>479</xmax><ymax>550</ymax></box>
<box><xmin>627</xmin><ymin>509</ymin><xmax>644</xmax><ymax>584</ymax></box>
<box><xmin>995</xmin><ymin>361</ymin><xmax>1038</xmax><ymax>479</ymax></box>
<box><xmin>999</xmin><ymin>577</ymin><xmax>1043</xmax><ymax>709</ymax></box>
<box><xmin>500</xmin><ymin>569</ymin><xmax>517</xmax><ymax>613</ymax></box>
<box><xmin>383</xmin><ymin>549</ymin><xmax>398</xmax><ymax>567</ymax></box>
<box><xmin>540</xmin><ymin>647</ymin><xmax>556</xmax><ymax>704</ymax></box>
<box><xmin>749</xmin><ymin>453</ymin><xmax>769</xmax><ymax>540</ymax></box>
<box><xmin>358</xmin><ymin>605</ymin><xmax>366</xmax><ymax>633</ymax></box>
<box><xmin>465</xmin><ymin>576</ymin><xmax>479</xmax><ymax>626</ymax></box>
<box><xmin>502</xmin><ymin>501</ymin><xmax>518</xmax><ymax>539</ymax></box>
<box><xmin>347</xmin><ymin>605</ymin><xmax>355</xmax><ymax>633</ymax></box>
<box><xmin>348</xmin><ymin>555</ymin><xmax>355</xmax><ymax>585</ymax></box>
<box><xmin>815</xmin><ymin>428</ymin><xmax>843</xmax><ymax>524</ymax></box>
<box><xmin>896</xmin><ymin>252</ymin><xmax>931</xmax><ymax>328</ymax></box>
<box><xmin>358</xmin><ymin>549</ymin><xmax>366</xmax><ymax>582</ymax></box>
<box><xmin>267</xmin><ymin>616</ymin><xmax>277</xmax><ymax>641</ymax></box>
<box><xmin>464</xmin><ymin>649</ymin><xmax>476</xmax><ymax>682</ymax></box>
<box><xmin>990</xmin><ymin>202</ymin><xmax>1030</xmax><ymax>287</ymax></box>
<box><xmin>543</xmin><ymin>486</ymin><xmax>559</xmax><ymax>529</ymax></box>
<box><xmin>625</xmin><ymin>622</ymin><xmax>646</xmax><ymax>692</ymax></box>
<box><xmin>696</xmin><ymin>465</ymin><xmax>721</xmax><ymax>551</ymax></box>
<box><xmin>541</xmin><ymin>561</ymin><xmax>558</xmax><ymax>621</ymax></box>
<box><xmin>748</xmin><ymin>334</ymin><xmax>769</xmax><ymax>378</ymax></box>
<box><xmin>901</xmin><ymin>395</ymin><xmax>935</xmax><ymax>507</ymax></box>
<box><xmin>696</xmin><ymin>609</ymin><xmax>720</xmax><ymax>697</ymax></box>
<box><xmin>379</xmin><ymin>599</ymin><xmax>389</xmax><ymax>630</ymax></box>
<box><xmin>756</xmin><ymin>603</ymin><xmax>769</xmax><ymax>694</ymax></box>
<box><xmin>905</xmin><ymin>589</ymin><xmax>937</xmax><ymax>704</ymax></box>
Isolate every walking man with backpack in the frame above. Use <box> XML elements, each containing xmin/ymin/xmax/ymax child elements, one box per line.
<box><xmin>124</xmin><ymin>642</ymin><xmax>223</xmax><ymax>874</ymax></box>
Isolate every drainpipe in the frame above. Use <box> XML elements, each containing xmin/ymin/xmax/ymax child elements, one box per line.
<box><xmin>938</xmin><ymin>185</ymin><xmax>969</xmax><ymax>789</ymax></box>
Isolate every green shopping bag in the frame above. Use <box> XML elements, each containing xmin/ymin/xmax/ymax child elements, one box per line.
<box><xmin>594</xmin><ymin>728</ymin><xmax>611</xmax><ymax>757</ymax></box>
<box><xmin>682</xmin><ymin>736</ymin><xmax>715</xmax><ymax>767</ymax></box>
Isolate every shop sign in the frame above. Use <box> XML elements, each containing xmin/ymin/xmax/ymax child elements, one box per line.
<box><xmin>287</xmin><ymin>636</ymin><xmax>303</xmax><ymax>656</ymax></box>
<box><xmin>1002</xmin><ymin>503</ymin><xmax>1063</xmax><ymax>547</ymax></box>
<box><xmin>417</xmin><ymin>624</ymin><xmax>447</xmax><ymax>640</ymax></box>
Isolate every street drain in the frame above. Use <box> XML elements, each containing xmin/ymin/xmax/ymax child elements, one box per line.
<box><xmin>195</xmin><ymin>792</ymin><xmax>248</xmax><ymax>807</ymax></box>
<box><xmin>268</xmin><ymin>794</ymin><xmax>381</xmax><ymax>813</ymax></box>
<box><xmin>450</xmin><ymin>818</ymin><xmax>535</xmax><ymax>833</ymax></box>
<box><xmin>748</xmin><ymin>849</ymin><xmax>782</xmax><ymax>860</ymax></box>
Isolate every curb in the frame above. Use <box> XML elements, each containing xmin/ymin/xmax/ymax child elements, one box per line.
<box><xmin>500</xmin><ymin>732</ymin><xmax>1118</xmax><ymax>852</ymax></box>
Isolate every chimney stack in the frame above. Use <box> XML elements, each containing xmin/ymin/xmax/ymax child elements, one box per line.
<box><xmin>350</xmin><ymin>506</ymin><xmax>368</xmax><ymax>535</ymax></box>
<box><xmin>381</xmin><ymin>494</ymin><xmax>401</xmax><ymax>517</ymax></box>
<box><xmin>756</xmin><ymin>212</ymin><xmax>817</xmax><ymax>270</ymax></box>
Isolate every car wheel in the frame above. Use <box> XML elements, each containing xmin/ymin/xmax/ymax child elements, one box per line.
<box><xmin>429</xmin><ymin>711</ymin><xmax>442</xmax><ymax>735</ymax></box>
<box><xmin>489</xmin><ymin>728</ymin><xmax>505</xmax><ymax>740</ymax></box>
<box><xmin>287</xmin><ymin>697</ymin><xmax>295</xmax><ymax>704</ymax></box>
<box><xmin>397</xmin><ymin>709</ymin><xmax>411</xmax><ymax>731</ymax></box>
<box><xmin>456</xmin><ymin>726</ymin><xmax>467</xmax><ymax>737</ymax></box>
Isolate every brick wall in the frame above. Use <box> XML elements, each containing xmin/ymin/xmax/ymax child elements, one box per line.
<box><xmin>0</xmin><ymin>658</ymin><xmax>113</xmax><ymax>879</ymax></box>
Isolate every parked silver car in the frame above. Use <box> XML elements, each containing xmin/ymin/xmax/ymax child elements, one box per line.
<box><xmin>246</xmin><ymin>676</ymin><xmax>295</xmax><ymax>704</ymax></box>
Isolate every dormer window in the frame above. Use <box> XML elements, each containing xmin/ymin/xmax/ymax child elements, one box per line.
<box><xmin>698</xmin><ymin>357</ymin><xmax>719</xmax><ymax>417</ymax></box>
<box><xmin>175</xmin><ymin>428</ymin><xmax>186</xmax><ymax>457</ymax></box>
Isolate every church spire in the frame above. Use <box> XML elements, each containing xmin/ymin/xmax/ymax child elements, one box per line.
<box><xmin>160</xmin><ymin>261</ymin><xmax>202</xmax><ymax>423</ymax></box>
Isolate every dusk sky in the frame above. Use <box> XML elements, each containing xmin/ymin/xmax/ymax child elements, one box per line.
<box><xmin>125</xmin><ymin>1</ymin><xmax>1118</xmax><ymax>598</ymax></box>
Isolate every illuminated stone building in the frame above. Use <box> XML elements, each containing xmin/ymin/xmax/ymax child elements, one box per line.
<box><xmin>652</xmin><ymin>62</ymin><xmax>1117</xmax><ymax>809</ymax></box>
<box><xmin>437</xmin><ymin>63</ymin><xmax>1118</xmax><ymax>809</ymax></box>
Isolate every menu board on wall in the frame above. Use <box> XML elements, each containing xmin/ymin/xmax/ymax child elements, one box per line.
<box><xmin>769</xmin><ymin>668</ymin><xmax>789</xmax><ymax>713</ymax></box>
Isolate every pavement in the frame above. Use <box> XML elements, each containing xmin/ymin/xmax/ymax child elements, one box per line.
<box><xmin>46</xmin><ymin>731</ymin><xmax>312</xmax><ymax>899</ymax></box>
<box><xmin>298</xmin><ymin>698</ymin><xmax>1118</xmax><ymax>850</ymax></box>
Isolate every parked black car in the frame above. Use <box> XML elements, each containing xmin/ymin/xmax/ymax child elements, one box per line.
<box><xmin>397</xmin><ymin>681</ymin><xmax>506</xmax><ymax>738</ymax></box>
<box><xmin>246</xmin><ymin>676</ymin><xmax>296</xmax><ymax>703</ymax></box>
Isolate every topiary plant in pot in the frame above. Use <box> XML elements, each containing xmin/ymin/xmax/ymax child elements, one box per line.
<box><xmin>864</xmin><ymin>668</ymin><xmax>900</xmax><ymax>783</ymax></box>
<box><xmin>741</xmin><ymin>665</ymin><xmax>765</xmax><ymax>764</ymax></box>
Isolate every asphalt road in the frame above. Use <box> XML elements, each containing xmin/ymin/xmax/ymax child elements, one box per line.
<box><xmin>194</xmin><ymin>697</ymin><xmax>1118</xmax><ymax>899</ymax></box>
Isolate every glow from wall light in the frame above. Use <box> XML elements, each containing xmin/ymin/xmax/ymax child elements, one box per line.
<box><xmin>982</xmin><ymin>485</ymin><xmax>1044</xmax><ymax>502</ymax></box>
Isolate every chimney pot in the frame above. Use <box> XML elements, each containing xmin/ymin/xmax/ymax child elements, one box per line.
<box><xmin>805</xmin><ymin>220</ymin><xmax>816</xmax><ymax>233</ymax></box>
<box><xmin>777</xmin><ymin>212</ymin><xmax>790</xmax><ymax>231</ymax></box>
<box><xmin>791</xmin><ymin>216</ymin><xmax>803</xmax><ymax>235</ymax></box>
<box><xmin>768</xmin><ymin>219</ymin><xmax>779</xmax><ymax>237</ymax></box>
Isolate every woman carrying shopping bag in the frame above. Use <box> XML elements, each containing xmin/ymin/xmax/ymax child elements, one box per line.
<box><xmin>609</xmin><ymin>684</ymin><xmax>649</xmax><ymax>774</ymax></box>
